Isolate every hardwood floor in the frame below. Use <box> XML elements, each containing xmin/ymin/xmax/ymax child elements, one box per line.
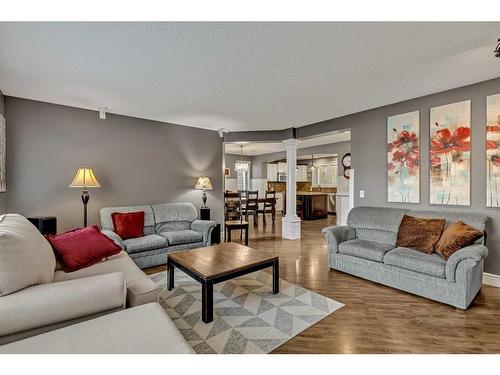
<box><xmin>145</xmin><ymin>214</ymin><xmax>500</xmax><ymax>353</ymax></box>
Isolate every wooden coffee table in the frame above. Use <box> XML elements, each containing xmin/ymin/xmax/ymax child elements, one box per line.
<box><xmin>166</xmin><ymin>242</ymin><xmax>279</xmax><ymax>323</ymax></box>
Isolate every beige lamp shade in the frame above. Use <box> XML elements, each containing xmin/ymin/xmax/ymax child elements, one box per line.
<box><xmin>195</xmin><ymin>176</ymin><xmax>212</xmax><ymax>190</ymax></box>
<box><xmin>69</xmin><ymin>167</ymin><xmax>101</xmax><ymax>188</ymax></box>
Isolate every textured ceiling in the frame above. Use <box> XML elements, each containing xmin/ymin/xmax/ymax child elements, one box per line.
<box><xmin>225</xmin><ymin>130</ymin><xmax>350</xmax><ymax>155</ymax></box>
<box><xmin>0</xmin><ymin>22</ymin><xmax>499</xmax><ymax>132</ymax></box>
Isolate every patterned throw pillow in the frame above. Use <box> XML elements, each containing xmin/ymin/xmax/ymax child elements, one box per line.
<box><xmin>396</xmin><ymin>215</ymin><xmax>446</xmax><ymax>254</ymax></box>
<box><xmin>435</xmin><ymin>221</ymin><xmax>483</xmax><ymax>260</ymax></box>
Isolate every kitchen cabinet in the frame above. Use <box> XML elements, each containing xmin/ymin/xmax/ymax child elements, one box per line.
<box><xmin>297</xmin><ymin>192</ymin><xmax>328</xmax><ymax>220</ymax></box>
<box><xmin>297</xmin><ymin>165</ymin><xmax>308</xmax><ymax>182</ymax></box>
<box><xmin>275</xmin><ymin>192</ymin><xmax>283</xmax><ymax>212</ymax></box>
<box><xmin>278</xmin><ymin>162</ymin><xmax>287</xmax><ymax>174</ymax></box>
<box><xmin>266</xmin><ymin>163</ymin><xmax>278</xmax><ymax>181</ymax></box>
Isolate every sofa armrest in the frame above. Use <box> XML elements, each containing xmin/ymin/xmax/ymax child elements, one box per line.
<box><xmin>321</xmin><ymin>225</ymin><xmax>356</xmax><ymax>255</ymax></box>
<box><xmin>191</xmin><ymin>220</ymin><xmax>216</xmax><ymax>245</ymax></box>
<box><xmin>101</xmin><ymin>229</ymin><xmax>124</xmax><ymax>249</ymax></box>
<box><xmin>0</xmin><ymin>272</ymin><xmax>126</xmax><ymax>337</ymax></box>
<box><xmin>445</xmin><ymin>244</ymin><xmax>489</xmax><ymax>282</ymax></box>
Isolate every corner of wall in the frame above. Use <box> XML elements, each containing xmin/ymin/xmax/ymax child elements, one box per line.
<box><xmin>0</xmin><ymin>89</ymin><xmax>5</xmax><ymax>214</ymax></box>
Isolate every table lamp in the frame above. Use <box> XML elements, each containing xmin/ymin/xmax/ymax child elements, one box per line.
<box><xmin>69</xmin><ymin>166</ymin><xmax>101</xmax><ymax>227</ymax></box>
<box><xmin>195</xmin><ymin>176</ymin><xmax>213</xmax><ymax>208</ymax></box>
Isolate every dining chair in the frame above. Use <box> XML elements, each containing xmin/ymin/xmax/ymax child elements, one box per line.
<box><xmin>245</xmin><ymin>190</ymin><xmax>259</xmax><ymax>225</ymax></box>
<box><xmin>257</xmin><ymin>190</ymin><xmax>276</xmax><ymax>224</ymax></box>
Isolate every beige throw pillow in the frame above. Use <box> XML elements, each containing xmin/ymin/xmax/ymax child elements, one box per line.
<box><xmin>0</xmin><ymin>214</ymin><xmax>56</xmax><ymax>296</ymax></box>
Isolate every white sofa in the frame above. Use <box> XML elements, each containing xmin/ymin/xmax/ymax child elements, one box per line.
<box><xmin>0</xmin><ymin>303</ymin><xmax>193</xmax><ymax>354</ymax></box>
<box><xmin>0</xmin><ymin>213</ymin><xmax>191</xmax><ymax>353</ymax></box>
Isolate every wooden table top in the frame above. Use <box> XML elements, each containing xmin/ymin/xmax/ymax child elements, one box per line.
<box><xmin>224</xmin><ymin>220</ymin><xmax>249</xmax><ymax>226</ymax></box>
<box><xmin>167</xmin><ymin>242</ymin><xmax>278</xmax><ymax>280</ymax></box>
<box><xmin>296</xmin><ymin>191</ymin><xmax>329</xmax><ymax>196</ymax></box>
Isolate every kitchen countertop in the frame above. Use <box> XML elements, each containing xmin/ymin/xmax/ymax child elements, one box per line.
<box><xmin>296</xmin><ymin>191</ymin><xmax>329</xmax><ymax>196</ymax></box>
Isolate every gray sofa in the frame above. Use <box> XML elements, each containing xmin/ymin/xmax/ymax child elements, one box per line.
<box><xmin>322</xmin><ymin>206</ymin><xmax>488</xmax><ymax>309</ymax></box>
<box><xmin>100</xmin><ymin>202</ymin><xmax>216</xmax><ymax>269</ymax></box>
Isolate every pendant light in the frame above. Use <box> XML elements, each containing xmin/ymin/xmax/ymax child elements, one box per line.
<box><xmin>235</xmin><ymin>145</ymin><xmax>249</xmax><ymax>172</ymax></box>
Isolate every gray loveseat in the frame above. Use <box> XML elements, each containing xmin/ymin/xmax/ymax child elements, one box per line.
<box><xmin>322</xmin><ymin>206</ymin><xmax>488</xmax><ymax>309</ymax></box>
<box><xmin>100</xmin><ymin>202</ymin><xmax>216</xmax><ymax>269</ymax></box>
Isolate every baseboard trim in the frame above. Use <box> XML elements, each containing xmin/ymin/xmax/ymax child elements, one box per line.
<box><xmin>483</xmin><ymin>272</ymin><xmax>500</xmax><ymax>288</ymax></box>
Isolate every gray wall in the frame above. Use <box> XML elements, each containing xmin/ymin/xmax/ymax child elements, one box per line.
<box><xmin>298</xmin><ymin>77</ymin><xmax>500</xmax><ymax>274</ymax></box>
<box><xmin>4</xmin><ymin>97</ymin><xmax>223</xmax><ymax>232</ymax></box>
<box><xmin>0</xmin><ymin>89</ymin><xmax>5</xmax><ymax>213</ymax></box>
<box><xmin>224</xmin><ymin>128</ymin><xmax>295</xmax><ymax>143</ymax></box>
<box><xmin>250</xmin><ymin>141</ymin><xmax>351</xmax><ymax>179</ymax></box>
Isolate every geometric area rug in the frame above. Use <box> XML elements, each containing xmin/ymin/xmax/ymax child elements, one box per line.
<box><xmin>149</xmin><ymin>270</ymin><xmax>344</xmax><ymax>354</ymax></box>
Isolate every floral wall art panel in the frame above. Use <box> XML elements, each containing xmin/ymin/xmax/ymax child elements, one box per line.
<box><xmin>0</xmin><ymin>115</ymin><xmax>5</xmax><ymax>192</ymax></box>
<box><xmin>486</xmin><ymin>93</ymin><xmax>500</xmax><ymax>208</ymax></box>
<box><xmin>429</xmin><ymin>100</ymin><xmax>471</xmax><ymax>206</ymax></box>
<box><xmin>387</xmin><ymin>111</ymin><xmax>420</xmax><ymax>203</ymax></box>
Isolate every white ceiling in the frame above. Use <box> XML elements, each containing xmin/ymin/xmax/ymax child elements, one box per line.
<box><xmin>1</xmin><ymin>22</ymin><xmax>499</xmax><ymax>132</ymax></box>
<box><xmin>225</xmin><ymin>130</ymin><xmax>350</xmax><ymax>155</ymax></box>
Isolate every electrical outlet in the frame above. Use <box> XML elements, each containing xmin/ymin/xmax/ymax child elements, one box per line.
<box><xmin>359</xmin><ymin>190</ymin><xmax>365</xmax><ymax>198</ymax></box>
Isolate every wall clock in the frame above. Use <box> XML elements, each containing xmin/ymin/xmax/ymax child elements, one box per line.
<box><xmin>341</xmin><ymin>153</ymin><xmax>351</xmax><ymax>169</ymax></box>
<box><xmin>341</xmin><ymin>153</ymin><xmax>351</xmax><ymax>179</ymax></box>
<box><xmin>343</xmin><ymin>168</ymin><xmax>350</xmax><ymax>179</ymax></box>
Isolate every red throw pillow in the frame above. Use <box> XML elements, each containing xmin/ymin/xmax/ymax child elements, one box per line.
<box><xmin>111</xmin><ymin>211</ymin><xmax>144</xmax><ymax>240</ymax></box>
<box><xmin>46</xmin><ymin>225</ymin><xmax>121</xmax><ymax>273</ymax></box>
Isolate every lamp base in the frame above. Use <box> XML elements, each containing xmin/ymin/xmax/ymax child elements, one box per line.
<box><xmin>202</xmin><ymin>189</ymin><xmax>207</xmax><ymax>207</ymax></box>
<box><xmin>81</xmin><ymin>190</ymin><xmax>90</xmax><ymax>227</ymax></box>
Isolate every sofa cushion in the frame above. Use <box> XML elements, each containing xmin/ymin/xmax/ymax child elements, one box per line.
<box><xmin>123</xmin><ymin>234</ymin><xmax>168</xmax><ymax>254</ymax></box>
<box><xmin>111</xmin><ymin>211</ymin><xmax>144</xmax><ymax>240</ymax></box>
<box><xmin>53</xmin><ymin>251</ymin><xmax>158</xmax><ymax>307</ymax></box>
<box><xmin>384</xmin><ymin>247</ymin><xmax>446</xmax><ymax>278</ymax></box>
<box><xmin>396</xmin><ymin>215</ymin><xmax>446</xmax><ymax>254</ymax></box>
<box><xmin>0</xmin><ymin>303</ymin><xmax>193</xmax><ymax>354</ymax></box>
<box><xmin>160</xmin><ymin>230</ymin><xmax>203</xmax><ymax>246</ymax></box>
<box><xmin>46</xmin><ymin>225</ymin><xmax>121</xmax><ymax>272</ymax></box>
<box><xmin>0</xmin><ymin>214</ymin><xmax>56</xmax><ymax>296</ymax></box>
<box><xmin>347</xmin><ymin>206</ymin><xmax>406</xmax><ymax>245</ymax></box>
<box><xmin>338</xmin><ymin>239</ymin><xmax>394</xmax><ymax>262</ymax></box>
<box><xmin>435</xmin><ymin>221</ymin><xmax>483</xmax><ymax>260</ymax></box>
<box><xmin>152</xmin><ymin>203</ymin><xmax>197</xmax><ymax>233</ymax></box>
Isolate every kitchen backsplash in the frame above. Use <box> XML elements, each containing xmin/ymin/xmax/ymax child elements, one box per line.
<box><xmin>267</xmin><ymin>181</ymin><xmax>312</xmax><ymax>192</ymax></box>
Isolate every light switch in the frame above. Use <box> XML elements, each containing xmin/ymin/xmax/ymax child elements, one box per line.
<box><xmin>360</xmin><ymin>190</ymin><xmax>365</xmax><ymax>198</ymax></box>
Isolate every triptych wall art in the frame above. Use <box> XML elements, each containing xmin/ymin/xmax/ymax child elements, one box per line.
<box><xmin>0</xmin><ymin>115</ymin><xmax>5</xmax><ymax>193</ymax></box>
<box><xmin>387</xmin><ymin>111</ymin><xmax>420</xmax><ymax>203</ymax></box>
<box><xmin>429</xmin><ymin>100</ymin><xmax>471</xmax><ymax>206</ymax></box>
<box><xmin>486</xmin><ymin>93</ymin><xmax>500</xmax><ymax>207</ymax></box>
<box><xmin>387</xmin><ymin>96</ymin><xmax>500</xmax><ymax>207</ymax></box>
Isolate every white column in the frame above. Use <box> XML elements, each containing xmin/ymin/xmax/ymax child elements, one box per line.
<box><xmin>282</xmin><ymin>139</ymin><xmax>301</xmax><ymax>240</ymax></box>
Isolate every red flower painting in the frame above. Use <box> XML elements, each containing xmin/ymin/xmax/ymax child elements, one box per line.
<box><xmin>430</xmin><ymin>125</ymin><xmax>471</xmax><ymax>154</ymax></box>
<box><xmin>387</xmin><ymin>111</ymin><xmax>420</xmax><ymax>203</ymax></box>
<box><xmin>486</xmin><ymin>95</ymin><xmax>500</xmax><ymax>207</ymax></box>
<box><xmin>429</xmin><ymin>100</ymin><xmax>471</xmax><ymax>206</ymax></box>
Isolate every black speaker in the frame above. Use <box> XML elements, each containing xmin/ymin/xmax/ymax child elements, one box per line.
<box><xmin>211</xmin><ymin>223</ymin><xmax>221</xmax><ymax>245</ymax></box>
<box><xmin>28</xmin><ymin>216</ymin><xmax>57</xmax><ymax>235</ymax></box>
<box><xmin>200</xmin><ymin>207</ymin><xmax>210</xmax><ymax>221</ymax></box>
